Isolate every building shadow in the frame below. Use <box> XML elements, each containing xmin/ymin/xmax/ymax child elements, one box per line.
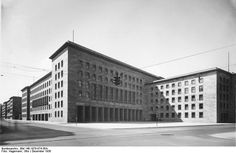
<box><xmin>0</xmin><ymin>120</ymin><xmax>74</xmax><ymax>145</ymax></box>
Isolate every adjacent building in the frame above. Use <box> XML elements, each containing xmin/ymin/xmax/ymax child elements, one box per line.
<box><xmin>21</xmin><ymin>86</ymin><xmax>31</xmax><ymax>120</ymax></box>
<box><xmin>146</xmin><ymin>68</ymin><xmax>236</xmax><ymax>123</ymax></box>
<box><xmin>4</xmin><ymin>97</ymin><xmax>22</xmax><ymax>120</ymax></box>
<box><xmin>1</xmin><ymin>101</ymin><xmax>7</xmax><ymax>119</ymax></box>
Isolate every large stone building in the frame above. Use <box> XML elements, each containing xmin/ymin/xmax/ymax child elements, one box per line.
<box><xmin>146</xmin><ymin>68</ymin><xmax>236</xmax><ymax>123</ymax></box>
<box><xmin>18</xmin><ymin>41</ymin><xmax>235</xmax><ymax>123</ymax></box>
<box><xmin>21</xmin><ymin>41</ymin><xmax>161</xmax><ymax>123</ymax></box>
<box><xmin>1</xmin><ymin>101</ymin><xmax>7</xmax><ymax>119</ymax></box>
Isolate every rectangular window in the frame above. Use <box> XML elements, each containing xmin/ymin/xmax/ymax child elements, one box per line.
<box><xmin>184</xmin><ymin>88</ymin><xmax>189</xmax><ymax>94</ymax></box>
<box><xmin>199</xmin><ymin>85</ymin><xmax>203</xmax><ymax>92</ymax></box>
<box><xmin>178</xmin><ymin>97</ymin><xmax>181</xmax><ymax>102</ymax></box>
<box><xmin>165</xmin><ymin>113</ymin><xmax>169</xmax><ymax>118</ymax></box>
<box><xmin>61</xmin><ymin>111</ymin><xmax>63</xmax><ymax>117</ymax></box>
<box><xmin>166</xmin><ymin>91</ymin><xmax>169</xmax><ymax>96</ymax></box>
<box><xmin>61</xmin><ymin>100</ymin><xmax>63</xmax><ymax>107</ymax></box>
<box><xmin>61</xmin><ymin>81</ymin><xmax>63</xmax><ymax>87</ymax></box>
<box><xmin>191</xmin><ymin>87</ymin><xmax>196</xmax><ymax>93</ymax></box>
<box><xmin>172</xmin><ymin>90</ymin><xmax>175</xmax><ymax>95</ymax></box>
<box><xmin>166</xmin><ymin>84</ymin><xmax>169</xmax><ymax>89</ymax></box>
<box><xmin>55</xmin><ymin>65</ymin><xmax>57</xmax><ymax>71</ymax></box>
<box><xmin>185</xmin><ymin>96</ymin><xmax>189</xmax><ymax>102</ymax></box>
<box><xmin>185</xmin><ymin>104</ymin><xmax>188</xmax><ymax>110</ymax></box>
<box><xmin>199</xmin><ymin>77</ymin><xmax>203</xmax><ymax>83</ymax></box>
<box><xmin>185</xmin><ymin>112</ymin><xmax>188</xmax><ymax>118</ymax></box>
<box><xmin>199</xmin><ymin>112</ymin><xmax>203</xmax><ymax>118</ymax></box>
<box><xmin>191</xmin><ymin>79</ymin><xmax>196</xmax><ymax>85</ymax></box>
<box><xmin>191</xmin><ymin>104</ymin><xmax>196</xmax><ymax>110</ymax></box>
<box><xmin>199</xmin><ymin>103</ymin><xmax>203</xmax><ymax>109</ymax></box>
<box><xmin>185</xmin><ymin>81</ymin><xmax>189</xmax><ymax>86</ymax></box>
<box><xmin>178</xmin><ymin>89</ymin><xmax>181</xmax><ymax>94</ymax></box>
<box><xmin>191</xmin><ymin>112</ymin><xmax>195</xmax><ymax>118</ymax></box>
<box><xmin>199</xmin><ymin>94</ymin><xmax>203</xmax><ymax>101</ymax></box>
<box><xmin>61</xmin><ymin>71</ymin><xmax>63</xmax><ymax>77</ymax></box>
<box><xmin>58</xmin><ymin>63</ymin><xmax>60</xmax><ymax>69</ymax></box>
<box><xmin>178</xmin><ymin>113</ymin><xmax>181</xmax><ymax>118</ymax></box>
<box><xmin>172</xmin><ymin>83</ymin><xmax>175</xmax><ymax>88</ymax></box>
<box><xmin>178</xmin><ymin>105</ymin><xmax>181</xmax><ymax>110</ymax></box>
<box><xmin>178</xmin><ymin>82</ymin><xmax>182</xmax><ymax>87</ymax></box>
<box><xmin>172</xmin><ymin>97</ymin><xmax>175</xmax><ymax>103</ymax></box>
<box><xmin>172</xmin><ymin>113</ymin><xmax>175</xmax><ymax>118</ymax></box>
<box><xmin>191</xmin><ymin>95</ymin><xmax>196</xmax><ymax>101</ymax></box>
<box><xmin>61</xmin><ymin>60</ymin><xmax>63</xmax><ymax>67</ymax></box>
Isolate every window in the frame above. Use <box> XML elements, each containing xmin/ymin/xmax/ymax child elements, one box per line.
<box><xmin>55</xmin><ymin>65</ymin><xmax>57</xmax><ymax>71</ymax></box>
<box><xmin>92</xmin><ymin>64</ymin><xmax>96</xmax><ymax>71</ymax></box>
<box><xmin>61</xmin><ymin>71</ymin><xmax>63</xmax><ymax>77</ymax></box>
<box><xmin>61</xmin><ymin>100</ymin><xmax>63</xmax><ymax>107</ymax></box>
<box><xmin>78</xmin><ymin>91</ymin><xmax>82</xmax><ymax>97</ymax></box>
<box><xmin>172</xmin><ymin>113</ymin><xmax>175</xmax><ymax>118</ymax></box>
<box><xmin>61</xmin><ymin>91</ymin><xmax>63</xmax><ymax>97</ymax></box>
<box><xmin>61</xmin><ymin>81</ymin><xmax>63</xmax><ymax>87</ymax></box>
<box><xmin>199</xmin><ymin>85</ymin><xmax>203</xmax><ymax>92</ymax></box>
<box><xmin>78</xmin><ymin>80</ymin><xmax>82</xmax><ymax>87</ymax></box>
<box><xmin>178</xmin><ymin>105</ymin><xmax>181</xmax><ymax>110</ymax></box>
<box><xmin>92</xmin><ymin>74</ymin><xmax>96</xmax><ymax>81</ymax></box>
<box><xmin>178</xmin><ymin>97</ymin><xmax>181</xmax><ymax>102</ymax></box>
<box><xmin>160</xmin><ymin>85</ymin><xmax>163</xmax><ymax>89</ymax></box>
<box><xmin>185</xmin><ymin>81</ymin><xmax>189</xmax><ymax>86</ymax></box>
<box><xmin>166</xmin><ymin>106</ymin><xmax>169</xmax><ymax>111</ymax></box>
<box><xmin>178</xmin><ymin>82</ymin><xmax>182</xmax><ymax>87</ymax></box>
<box><xmin>199</xmin><ymin>103</ymin><xmax>203</xmax><ymax>109</ymax></box>
<box><xmin>55</xmin><ymin>74</ymin><xmax>57</xmax><ymax>80</ymax></box>
<box><xmin>178</xmin><ymin>89</ymin><xmax>181</xmax><ymax>94</ymax></box>
<box><xmin>86</xmin><ymin>63</ymin><xmax>90</xmax><ymax>69</ymax></box>
<box><xmin>191</xmin><ymin>87</ymin><xmax>196</xmax><ymax>93</ymax></box>
<box><xmin>166</xmin><ymin>91</ymin><xmax>169</xmax><ymax>96</ymax></box>
<box><xmin>61</xmin><ymin>111</ymin><xmax>63</xmax><ymax>117</ymax></box>
<box><xmin>55</xmin><ymin>111</ymin><xmax>57</xmax><ymax>117</ymax></box>
<box><xmin>178</xmin><ymin>113</ymin><xmax>181</xmax><ymax>118</ymax></box>
<box><xmin>185</xmin><ymin>112</ymin><xmax>188</xmax><ymax>118</ymax></box>
<box><xmin>172</xmin><ymin>83</ymin><xmax>175</xmax><ymax>88</ymax></box>
<box><xmin>165</xmin><ymin>113</ymin><xmax>169</xmax><ymax>118</ymax></box>
<box><xmin>199</xmin><ymin>112</ymin><xmax>203</xmax><ymax>118</ymax></box>
<box><xmin>55</xmin><ymin>102</ymin><xmax>57</xmax><ymax>108</ymax></box>
<box><xmin>185</xmin><ymin>96</ymin><xmax>189</xmax><ymax>102</ymax></box>
<box><xmin>61</xmin><ymin>60</ymin><xmax>63</xmax><ymax>67</ymax></box>
<box><xmin>160</xmin><ymin>113</ymin><xmax>164</xmax><ymax>118</ymax></box>
<box><xmin>58</xmin><ymin>63</ymin><xmax>60</xmax><ymax>69</ymax></box>
<box><xmin>57</xmin><ymin>101</ymin><xmax>60</xmax><ymax>108</ymax></box>
<box><xmin>185</xmin><ymin>104</ymin><xmax>188</xmax><ymax>110</ymax></box>
<box><xmin>55</xmin><ymin>84</ymin><xmax>57</xmax><ymax>90</ymax></box>
<box><xmin>191</xmin><ymin>95</ymin><xmax>196</xmax><ymax>101</ymax></box>
<box><xmin>191</xmin><ymin>112</ymin><xmax>195</xmax><ymax>118</ymax></box>
<box><xmin>191</xmin><ymin>79</ymin><xmax>196</xmax><ymax>85</ymax></box>
<box><xmin>199</xmin><ymin>94</ymin><xmax>203</xmax><ymax>101</ymax></box>
<box><xmin>184</xmin><ymin>88</ymin><xmax>189</xmax><ymax>94</ymax></box>
<box><xmin>172</xmin><ymin>98</ymin><xmax>175</xmax><ymax>103</ymax></box>
<box><xmin>55</xmin><ymin>93</ymin><xmax>57</xmax><ymax>99</ymax></box>
<box><xmin>172</xmin><ymin>90</ymin><xmax>175</xmax><ymax>95</ymax></box>
<box><xmin>191</xmin><ymin>104</ymin><xmax>196</xmax><ymax>110</ymax></box>
<box><xmin>199</xmin><ymin>77</ymin><xmax>203</xmax><ymax>83</ymax></box>
<box><xmin>171</xmin><ymin>105</ymin><xmax>175</xmax><ymax>110</ymax></box>
<box><xmin>166</xmin><ymin>98</ymin><xmax>169</xmax><ymax>103</ymax></box>
<box><xmin>166</xmin><ymin>84</ymin><xmax>169</xmax><ymax>89</ymax></box>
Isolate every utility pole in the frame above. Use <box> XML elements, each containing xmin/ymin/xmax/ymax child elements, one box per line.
<box><xmin>228</xmin><ymin>51</ymin><xmax>230</xmax><ymax>72</ymax></box>
<box><xmin>72</xmin><ymin>30</ymin><xmax>75</xmax><ymax>42</ymax></box>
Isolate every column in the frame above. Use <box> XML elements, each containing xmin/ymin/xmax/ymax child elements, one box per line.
<box><xmin>117</xmin><ymin>108</ymin><xmax>120</xmax><ymax>121</ymax></box>
<box><xmin>96</xmin><ymin>107</ymin><xmax>98</xmax><ymax>122</ymax></box>
<box><xmin>134</xmin><ymin>109</ymin><xmax>136</xmax><ymax>121</ymax></box>
<box><xmin>107</xmin><ymin>107</ymin><xmax>110</xmax><ymax>122</ymax></box>
<box><xmin>101</xmin><ymin>107</ymin><xmax>104</xmax><ymax>122</ymax></box>
<box><xmin>82</xmin><ymin>106</ymin><xmax>85</xmax><ymax>122</ymax></box>
<box><xmin>89</xmin><ymin>106</ymin><xmax>92</xmax><ymax>122</ymax></box>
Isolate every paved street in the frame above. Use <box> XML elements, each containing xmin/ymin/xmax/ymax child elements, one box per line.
<box><xmin>0</xmin><ymin>120</ymin><xmax>235</xmax><ymax>146</ymax></box>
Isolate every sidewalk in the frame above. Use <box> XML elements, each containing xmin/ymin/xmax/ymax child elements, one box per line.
<box><xmin>63</xmin><ymin>122</ymin><xmax>232</xmax><ymax>129</ymax></box>
<box><xmin>2</xmin><ymin>119</ymin><xmax>233</xmax><ymax>129</ymax></box>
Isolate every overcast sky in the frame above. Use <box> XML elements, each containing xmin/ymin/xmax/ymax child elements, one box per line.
<box><xmin>1</xmin><ymin>0</ymin><xmax>236</xmax><ymax>103</ymax></box>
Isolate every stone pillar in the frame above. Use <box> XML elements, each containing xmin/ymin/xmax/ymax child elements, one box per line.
<box><xmin>117</xmin><ymin>108</ymin><xmax>120</xmax><ymax>121</ymax></box>
<box><xmin>89</xmin><ymin>106</ymin><xmax>92</xmax><ymax>122</ymax></box>
<box><xmin>134</xmin><ymin>109</ymin><xmax>136</xmax><ymax>121</ymax></box>
<box><xmin>130</xmin><ymin>109</ymin><xmax>133</xmax><ymax>121</ymax></box>
<box><xmin>107</xmin><ymin>107</ymin><xmax>110</xmax><ymax>122</ymax></box>
<box><xmin>96</xmin><ymin>107</ymin><xmax>98</xmax><ymax>122</ymax></box>
<box><xmin>82</xmin><ymin>106</ymin><xmax>85</xmax><ymax>122</ymax></box>
<box><xmin>101</xmin><ymin>107</ymin><xmax>104</xmax><ymax>122</ymax></box>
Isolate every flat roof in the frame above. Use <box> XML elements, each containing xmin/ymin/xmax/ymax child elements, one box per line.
<box><xmin>49</xmin><ymin>41</ymin><xmax>162</xmax><ymax>79</ymax></box>
<box><xmin>30</xmin><ymin>72</ymin><xmax>52</xmax><ymax>88</ymax></box>
<box><xmin>149</xmin><ymin>67</ymin><xmax>232</xmax><ymax>85</ymax></box>
<box><xmin>21</xmin><ymin>86</ymin><xmax>30</xmax><ymax>92</ymax></box>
